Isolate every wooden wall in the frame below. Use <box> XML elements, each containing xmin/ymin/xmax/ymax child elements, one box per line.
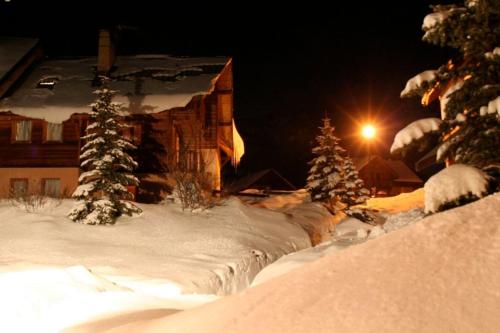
<box><xmin>0</xmin><ymin>113</ymin><xmax>80</xmax><ymax>167</ymax></box>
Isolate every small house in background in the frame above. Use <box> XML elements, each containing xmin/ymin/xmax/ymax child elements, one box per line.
<box><xmin>0</xmin><ymin>30</ymin><xmax>244</xmax><ymax>202</ymax></box>
<box><xmin>353</xmin><ymin>156</ymin><xmax>423</xmax><ymax>197</ymax></box>
<box><xmin>225</xmin><ymin>169</ymin><xmax>297</xmax><ymax>197</ymax></box>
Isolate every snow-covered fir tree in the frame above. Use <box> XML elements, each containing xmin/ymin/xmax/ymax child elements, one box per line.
<box><xmin>340</xmin><ymin>157</ymin><xmax>370</xmax><ymax>207</ymax></box>
<box><xmin>69</xmin><ymin>82</ymin><xmax>142</xmax><ymax>224</ymax></box>
<box><xmin>396</xmin><ymin>0</ymin><xmax>500</xmax><ymax>190</ymax></box>
<box><xmin>306</xmin><ymin>117</ymin><xmax>346</xmax><ymax>207</ymax></box>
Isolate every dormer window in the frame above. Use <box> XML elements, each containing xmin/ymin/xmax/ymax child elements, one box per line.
<box><xmin>37</xmin><ymin>77</ymin><xmax>59</xmax><ymax>89</ymax></box>
<box><xmin>44</xmin><ymin>122</ymin><xmax>63</xmax><ymax>142</ymax></box>
<box><xmin>12</xmin><ymin>120</ymin><xmax>32</xmax><ymax>142</ymax></box>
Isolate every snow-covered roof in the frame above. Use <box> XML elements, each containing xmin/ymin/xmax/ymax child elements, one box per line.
<box><xmin>0</xmin><ymin>55</ymin><xmax>229</xmax><ymax>123</ymax></box>
<box><xmin>0</xmin><ymin>37</ymin><xmax>39</xmax><ymax>83</ymax></box>
<box><xmin>424</xmin><ymin>164</ymin><xmax>490</xmax><ymax>213</ymax></box>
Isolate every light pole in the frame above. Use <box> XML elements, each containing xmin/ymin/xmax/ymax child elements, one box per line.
<box><xmin>361</xmin><ymin>124</ymin><xmax>377</xmax><ymax>196</ymax></box>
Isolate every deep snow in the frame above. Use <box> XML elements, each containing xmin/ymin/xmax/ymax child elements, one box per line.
<box><xmin>0</xmin><ymin>193</ymin><xmax>333</xmax><ymax>332</ymax></box>
<box><xmin>93</xmin><ymin>192</ymin><xmax>500</xmax><ymax>333</ymax></box>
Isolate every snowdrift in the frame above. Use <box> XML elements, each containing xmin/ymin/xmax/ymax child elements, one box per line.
<box><xmin>92</xmin><ymin>193</ymin><xmax>500</xmax><ymax>333</ymax></box>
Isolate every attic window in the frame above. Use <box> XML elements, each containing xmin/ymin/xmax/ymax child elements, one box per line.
<box><xmin>37</xmin><ymin>77</ymin><xmax>59</xmax><ymax>89</ymax></box>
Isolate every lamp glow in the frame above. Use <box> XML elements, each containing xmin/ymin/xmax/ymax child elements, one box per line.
<box><xmin>361</xmin><ymin>124</ymin><xmax>376</xmax><ymax>139</ymax></box>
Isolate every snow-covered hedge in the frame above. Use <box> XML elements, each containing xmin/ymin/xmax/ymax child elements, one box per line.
<box><xmin>424</xmin><ymin>164</ymin><xmax>491</xmax><ymax>213</ymax></box>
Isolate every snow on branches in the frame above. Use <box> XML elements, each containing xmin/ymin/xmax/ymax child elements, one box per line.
<box><xmin>390</xmin><ymin>118</ymin><xmax>441</xmax><ymax>155</ymax></box>
<box><xmin>68</xmin><ymin>82</ymin><xmax>141</xmax><ymax>225</ymax></box>
<box><xmin>307</xmin><ymin>117</ymin><xmax>369</xmax><ymax>212</ymax></box>
<box><xmin>395</xmin><ymin>0</ymin><xmax>500</xmax><ymax>212</ymax></box>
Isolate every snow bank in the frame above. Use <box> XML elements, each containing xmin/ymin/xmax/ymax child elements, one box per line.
<box><xmin>400</xmin><ymin>70</ymin><xmax>436</xmax><ymax>97</ymax></box>
<box><xmin>256</xmin><ymin>189</ymin><xmax>335</xmax><ymax>245</ymax></box>
<box><xmin>252</xmin><ymin>208</ymin><xmax>425</xmax><ymax>287</ymax></box>
<box><xmin>390</xmin><ymin>118</ymin><xmax>441</xmax><ymax>153</ymax></box>
<box><xmin>0</xmin><ymin>197</ymin><xmax>311</xmax><ymax>296</ymax></box>
<box><xmin>424</xmin><ymin>164</ymin><xmax>490</xmax><ymax>213</ymax></box>
<box><xmin>94</xmin><ymin>192</ymin><xmax>500</xmax><ymax>333</ymax></box>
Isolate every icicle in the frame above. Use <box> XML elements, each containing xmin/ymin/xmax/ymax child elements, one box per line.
<box><xmin>232</xmin><ymin>119</ymin><xmax>245</xmax><ymax>166</ymax></box>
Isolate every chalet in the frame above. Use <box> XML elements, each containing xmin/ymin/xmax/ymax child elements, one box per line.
<box><xmin>0</xmin><ymin>31</ymin><xmax>244</xmax><ymax>202</ymax></box>
<box><xmin>353</xmin><ymin>156</ymin><xmax>423</xmax><ymax>197</ymax></box>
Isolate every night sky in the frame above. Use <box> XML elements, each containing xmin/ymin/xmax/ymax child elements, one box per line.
<box><xmin>0</xmin><ymin>1</ymin><xmax>452</xmax><ymax>186</ymax></box>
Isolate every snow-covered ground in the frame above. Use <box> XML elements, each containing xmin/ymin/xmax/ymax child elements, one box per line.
<box><xmin>0</xmin><ymin>194</ymin><xmax>333</xmax><ymax>332</ymax></box>
<box><xmin>252</xmin><ymin>190</ymin><xmax>426</xmax><ymax>286</ymax></box>
<box><xmin>81</xmin><ymin>192</ymin><xmax>500</xmax><ymax>333</ymax></box>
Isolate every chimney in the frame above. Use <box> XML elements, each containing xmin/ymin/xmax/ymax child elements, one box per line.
<box><xmin>97</xmin><ymin>29</ymin><xmax>115</xmax><ymax>74</ymax></box>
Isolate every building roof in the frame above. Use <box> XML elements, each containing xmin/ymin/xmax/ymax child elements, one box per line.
<box><xmin>353</xmin><ymin>155</ymin><xmax>423</xmax><ymax>184</ymax></box>
<box><xmin>226</xmin><ymin>169</ymin><xmax>297</xmax><ymax>194</ymax></box>
<box><xmin>385</xmin><ymin>160</ymin><xmax>422</xmax><ymax>183</ymax></box>
<box><xmin>0</xmin><ymin>37</ymin><xmax>39</xmax><ymax>83</ymax></box>
<box><xmin>0</xmin><ymin>55</ymin><xmax>229</xmax><ymax>123</ymax></box>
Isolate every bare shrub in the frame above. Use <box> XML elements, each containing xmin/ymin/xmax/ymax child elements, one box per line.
<box><xmin>171</xmin><ymin>142</ymin><xmax>220</xmax><ymax>211</ymax></box>
<box><xmin>8</xmin><ymin>180</ymin><xmax>67</xmax><ymax>213</ymax></box>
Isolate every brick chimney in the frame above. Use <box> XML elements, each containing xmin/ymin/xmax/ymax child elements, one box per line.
<box><xmin>97</xmin><ymin>29</ymin><xmax>115</xmax><ymax>74</ymax></box>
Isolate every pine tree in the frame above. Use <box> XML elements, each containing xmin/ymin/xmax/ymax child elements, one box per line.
<box><xmin>69</xmin><ymin>82</ymin><xmax>142</xmax><ymax>224</ymax></box>
<box><xmin>306</xmin><ymin>117</ymin><xmax>346</xmax><ymax>207</ymax></box>
<box><xmin>398</xmin><ymin>0</ymin><xmax>500</xmax><ymax>187</ymax></box>
<box><xmin>340</xmin><ymin>157</ymin><xmax>370</xmax><ymax>207</ymax></box>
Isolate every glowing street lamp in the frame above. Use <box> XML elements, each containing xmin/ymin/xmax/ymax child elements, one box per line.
<box><xmin>361</xmin><ymin>124</ymin><xmax>376</xmax><ymax>140</ymax></box>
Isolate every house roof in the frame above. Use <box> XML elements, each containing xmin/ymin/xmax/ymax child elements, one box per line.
<box><xmin>0</xmin><ymin>37</ymin><xmax>39</xmax><ymax>83</ymax></box>
<box><xmin>226</xmin><ymin>169</ymin><xmax>297</xmax><ymax>194</ymax></box>
<box><xmin>385</xmin><ymin>160</ymin><xmax>423</xmax><ymax>183</ymax></box>
<box><xmin>0</xmin><ymin>55</ymin><xmax>229</xmax><ymax>123</ymax></box>
<box><xmin>353</xmin><ymin>155</ymin><xmax>423</xmax><ymax>184</ymax></box>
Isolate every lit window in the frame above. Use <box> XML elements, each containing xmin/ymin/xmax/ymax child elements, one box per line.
<box><xmin>37</xmin><ymin>77</ymin><xmax>59</xmax><ymax>89</ymax></box>
<box><xmin>46</xmin><ymin>122</ymin><xmax>63</xmax><ymax>142</ymax></box>
<box><xmin>14</xmin><ymin>120</ymin><xmax>32</xmax><ymax>142</ymax></box>
<box><xmin>42</xmin><ymin>179</ymin><xmax>61</xmax><ymax>197</ymax></box>
<box><xmin>10</xmin><ymin>178</ymin><xmax>28</xmax><ymax>197</ymax></box>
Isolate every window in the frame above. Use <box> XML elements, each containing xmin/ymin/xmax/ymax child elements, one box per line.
<box><xmin>42</xmin><ymin>178</ymin><xmax>61</xmax><ymax>197</ymax></box>
<box><xmin>37</xmin><ymin>77</ymin><xmax>59</xmax><ymax>89</ymax></box>
<box><xmin>13</xmin><ymin>120</ymin><xmax>32</xmax><ymax>142</ymax></box>
<box><xmin>122</xmin><ymin>124</ymin><xmax>142</xmax><ymax>145</ymax></box>
<box><xmin>10</xmin><ymin>178</ymin><xmax>28</xmax><ymax>197</ymax></box>
<box><xmin>45</xmin><ymin>122</ymin><xmax>63</xmax><ymax>142</ymax></box>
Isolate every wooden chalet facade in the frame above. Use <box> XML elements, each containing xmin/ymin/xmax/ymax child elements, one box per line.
<box><xmin>354</xmin><ymin>156</ymin><xmax>423</xmax><ymax>197</ymax></box>
<box><xmin>0</xmin><ymin>31</ymin><xmax>244</xmax><ymax>202</ymax></box>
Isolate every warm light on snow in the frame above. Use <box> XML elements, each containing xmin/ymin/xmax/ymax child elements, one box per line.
<box><xmin>361</xmin><ymin>124</ymin><xmax>376</xmax><ymax>139</ymax></box>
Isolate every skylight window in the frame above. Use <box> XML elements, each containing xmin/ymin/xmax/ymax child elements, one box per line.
<box><xmin>37</xmin><ymin>77</ymin><xmax>59</xmax><ymax>89</ymax></box>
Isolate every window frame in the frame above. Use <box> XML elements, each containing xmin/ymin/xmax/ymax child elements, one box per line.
<box><xmin>11</xmin><ymin>119</ymin><xmax>32</xmax><ymax>143</ymax></box>
<box><xmin>42</xmin><ymin>121</ymin><xmax>64</xmax><ymax>143</ymax></box>
<box><xmin>9</xmin><ymin>178</ymin><xmax>29</xmax><ymax>197</ymax></box>
<box><xmin>41</xmin><ymin>178</ymin><xmax>61</xmax><ymax>197</ymax></box>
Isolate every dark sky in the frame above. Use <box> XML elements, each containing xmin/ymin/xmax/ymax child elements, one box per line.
<box><xmin>0</xmin><ymin>1</ymin><xmax>451</xmax><ymax>186</ymax></box>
